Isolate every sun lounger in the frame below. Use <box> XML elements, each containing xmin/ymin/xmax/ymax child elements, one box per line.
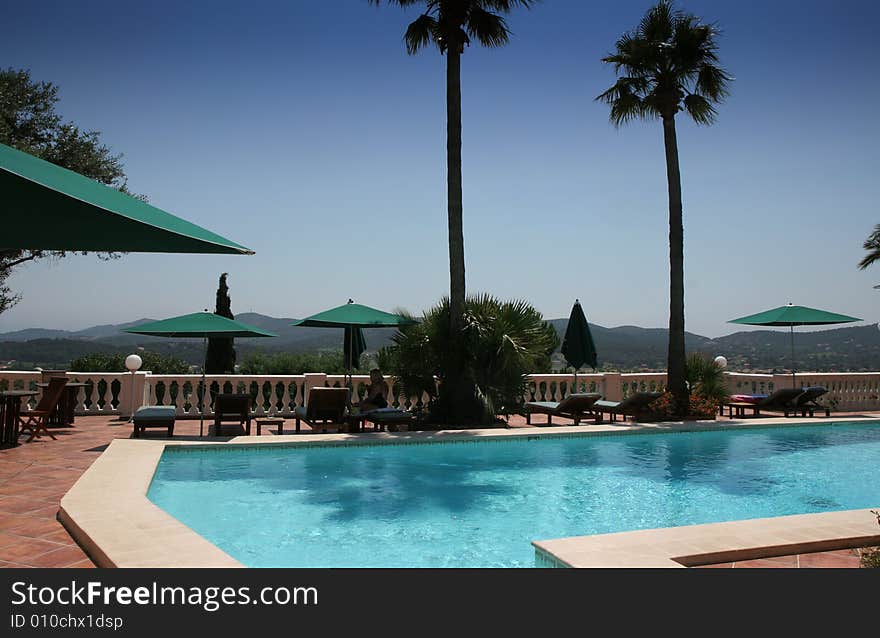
<box><xmin>792</xmin><ymin>386</ymin><xmax>831</xmax><ymax>417</ymax></box>
<box><xmin>294</xmin><ymin>387</ymin><xmax>350</xmax><ymax>433</ymax></box>
<box><xmin>592</xmin><ymin>391</ymin><xmax>662</xmax><ymax>423</ymax></box>
<box><xmin>524</xmin><ymin>393</ymin><xmax>602</xmax><ymax>426</ymax></box>
<box><xmin>722</xmin><ymin>388</ymin><xmax>805</xmax><ymax>418</ymax></box>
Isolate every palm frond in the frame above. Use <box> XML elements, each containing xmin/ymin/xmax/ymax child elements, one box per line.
<box><xmin>638</xmin><ymin>0</ymin><xmax>676</xmax><ymax>42</ymax></box>
<box><xmin>366</xmin><ymin>0</ymin><xmax>424</xmax><ymax>6</ymax></box>
<box><xmin>477</xmin><ymin>1</ymin><xmax>539</xmax><ymax>10</ymax></box>
<box><xmin>694</xmin><ymin>63</ymin><xmax>731</xmax><ymax>102</ymax></box>
<box><xmin>404</xmin><ymin>13</ymin><xmax>440</xmax><ymax>54</ymax></box>
<box><xmin>859</xmin><ymin>224</ymin><xmax>880</xmax><ymax>270</ymax></box>
<box><xmin>682</xmin><ymin>93</ymin><xmax>717</xmax><ymax>125</ymax></box>
<box><xmin>599</xmin><ymin>1</ymin><xmax>731</xmax><ymax>125</ymax></box>
<box><xmin>466</xmin><ymin>7</ymin><xmax>510</xmax><ymax>48</ymax></box>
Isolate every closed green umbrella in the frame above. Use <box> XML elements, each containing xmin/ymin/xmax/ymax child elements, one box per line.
<box><xmin>292</xmin><ymin>299</ymin><xmax>416</xmax><ymax>386</ymax></box>
<box><xmin>0</xmin><ymin>142</ymin><xmax>253</xmax><ymax>254</ymax></box>
<box><xmin>124</xmin><ymin>312</ymin><xmax>277</xmax><ymax>435</ymax></box>
<box><xmin>729</xmin><ymin>304</ymin><xmax>862</xmax><ymax>385</ymax></box>
<box><xmin>561</xmin><ymin>299</ymin><xmax>598</xmax><ymax>392</ymax></box>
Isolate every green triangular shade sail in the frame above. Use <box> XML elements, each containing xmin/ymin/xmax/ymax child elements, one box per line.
<box><xmin>122</xmin><ymin>312</ymin><xmax>277</xmax><ymax>338</ymax></box>
<box><xmin>0</xmin><ymin>142</ymin><xmax>253</xmax><ymax>254</ymax></box>
<box><xmin>291</xmin><ymin>302</ymin><xmax>417</xmax><ymax>328</ymax></box>
<box><xmin>729</xmin><ymin>305</ymin><xmax>862</xmax><ymax>327</ymax></box>
<box><xmin>561</xmin><ymin>299</ymin><xmax>597</xmax><ymax>370</ymax></box>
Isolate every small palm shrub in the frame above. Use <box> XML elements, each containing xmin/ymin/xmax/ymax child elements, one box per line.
<box><xmin>648</xmin><ymin>353</ymin><xmax>729</xmax><ymax>420</ymax></box>
<box><xmin>686</xmin><ymin>353</ymin><xmax>729</xmax><ymax>405</ymax></box>
<box><xmin>387</xmin><ymin>294</ymin><xmax>559</xmax><ymax>424</ymax></box>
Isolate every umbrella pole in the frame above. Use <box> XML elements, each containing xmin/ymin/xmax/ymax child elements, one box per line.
<box><xmin>790</xmin><ymin>325</ymin><xmax>796</xmax><ymax>389</ymax></box>
<box><xmin>200</xmin><ymin>335</ymin><xmax>206</xmax><ymax>437</ymax></box>
<box><xmin>573</xmin><ymin>368</ymin><xmax>578</xmax><ymax>396</ymax></box>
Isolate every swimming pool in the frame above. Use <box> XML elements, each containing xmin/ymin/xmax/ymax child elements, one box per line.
<box><xmin>146</xmin><ymin>423</ymin><xmax>880</xmax><ymax>567</ymax></box>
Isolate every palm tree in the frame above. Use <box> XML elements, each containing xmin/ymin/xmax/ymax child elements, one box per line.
<box><xmin>858</xmin><ymin>224</ymin><xmax>880</xmax><ymax>271</ymax></box>
<box><xmin>368</xmin><ymin>0</ymin><xmax>535</xmax><ymax>421</ymax></box>
<box><xmin>597</xmin><ymin>1</ymin><xmax>731</xmax><ymax>414</ymax></box>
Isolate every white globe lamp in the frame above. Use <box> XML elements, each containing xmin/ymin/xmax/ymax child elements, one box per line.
<box><xmin>125</xmin><ymin>354</ymin><xmax>143</xmax><ymax>372</ymax></box>
<box><xmin>714</xmin><ymin>355</ymin><xmax>728</xmax><ymax>369</ymax></box>
<box><xmin>125</xmin><ymin>354</ymin><xmax>143</xmax><ymax>422</ymax></box>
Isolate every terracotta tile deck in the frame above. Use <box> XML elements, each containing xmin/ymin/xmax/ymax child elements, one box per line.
<box><xmin>1</xmin><ymin>411</ymin><xmax>877</xmax><ymax>568</ymax></box>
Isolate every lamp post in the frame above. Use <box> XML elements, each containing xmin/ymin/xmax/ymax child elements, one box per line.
<box><xmin>125</xmin><ymin>354</ymin><xmax>143</xmax><ymax>423</ymax></box>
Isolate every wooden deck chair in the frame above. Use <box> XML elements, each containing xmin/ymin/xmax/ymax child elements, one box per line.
<box><xmin>294</xmin><ymin>387</ymin><xmax>350</xmax><ymax>433</ymax></box>
<box><xmin>19</xmin><ymin>377</ymin><xmax>68</xmax><ymax>442</ymax></box>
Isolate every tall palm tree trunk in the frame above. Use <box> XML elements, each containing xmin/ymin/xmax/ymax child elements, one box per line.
<box><xmin>662</xmin><ymin>114</ymin><xmax>688</xmax><ymax>414</ymax></box>
<box><xmin>446</xmin><ymin>48</ymin><xmax>466</xmax><ymax>330</ymax></box>
<box><xmin>439</xmin><ymin>46</ymin><xmax>483</xmax><ymax>423</ymax></box>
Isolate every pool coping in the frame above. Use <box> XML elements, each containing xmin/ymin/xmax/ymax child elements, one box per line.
<box><xmin>59</xmin><ymin>417</ymin><xmax>880</xmax><ymax>568</ymax></box>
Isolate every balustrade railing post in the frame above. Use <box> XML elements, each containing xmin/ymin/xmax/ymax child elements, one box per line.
<box><xmin>120</xmin><ymin>371</ymin><xmax>149</xmax><ymax>418</ymax></box>
<box><xmin>604</xmin><ymin>372</ymin><xmax>622</xmax><ymax>402</ymax></box>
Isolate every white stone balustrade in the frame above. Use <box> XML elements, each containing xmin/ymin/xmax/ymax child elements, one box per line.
<box><xmin>4</xmin><ymin>369</ymin><xmax>880</xmax><ymax>416</ymax></box>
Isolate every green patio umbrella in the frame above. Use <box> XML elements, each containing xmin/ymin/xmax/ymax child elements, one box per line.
<box><xmin>123</xmin><ymin>312</ymin><xmax>277</xmax><ymax>435</ymax></box>
<box><xmin>291</xmin><ymin>300</ymin><xmax>417</xmax><ymax>386</ymax></box>
<box><xmin>0</xmin><ymin>142</ymin><xmax>253</xmax><ymax>254</ymax></box>
<box><xmin>729</xmin><ymin>304</ymin><xmax>862</xmax><ymax>385</ymax></box>
<box><xmin>561</xmin><ymin>299</ymin><xmax>598</xmax><ymax>392</ymax></box>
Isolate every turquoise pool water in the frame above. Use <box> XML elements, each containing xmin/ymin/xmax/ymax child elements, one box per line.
<box><xmin>147</xmin><ymin>423</ymin><xmax>880</xmax><ymax>567</ymax></box>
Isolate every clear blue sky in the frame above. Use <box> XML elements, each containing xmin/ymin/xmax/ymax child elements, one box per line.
<box><xmin>2</xmin><ymin>0</ymin><xmax>878</xmax><ymax>337</ymax></box>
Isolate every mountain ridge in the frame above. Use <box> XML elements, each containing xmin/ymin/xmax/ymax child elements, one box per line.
<box><xmin>2</xmin><ymin>313</ymin><xmax>878</xmax><ymax>372</ymax></box>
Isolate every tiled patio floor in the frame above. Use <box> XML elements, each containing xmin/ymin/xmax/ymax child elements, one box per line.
<box><xmin>1</xmin><ymin>412</ymin><xmax>876</xmax><ymax>568</ymax></box>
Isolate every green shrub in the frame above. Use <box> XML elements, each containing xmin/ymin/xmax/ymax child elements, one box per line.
<box><xmin>69</xmin><ymin>351</ymin><xmax>190</xmax><ymax>374</ymax></box>
<box><xmin>239</xmin><ymin>351</ymin><xmax>353</xmax><ymax>375</ymax></box>
<box><xmin>386</xmin><ymin>294</ymin><xmax>558</xmax><ymax>423</ymax></box>
<box><xmin>685</xmin><ymin>352</ymin><xmax>729</xmax><ymax>404</ymax></box>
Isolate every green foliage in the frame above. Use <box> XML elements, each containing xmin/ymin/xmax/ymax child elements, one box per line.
<box><xmin>239</xmin><ymin>351</ymin><xmax>353</xmax><ymax>375</ymax></box>
<box><xmin>685</xmin><ymin>352</ymin><xmax>729</xmax><ymax>404</ymax></box>
<box><xmin>596</xmin><ymin>1</ymin><xmax>731</xmax><ymax>125</ymax></box>
<box><xmin>69</xmin><ymin>351</ymin><xmax>190</xmax><ymax>374</ymax></box>
<box><xmin>647</xmin><ymin>353</ymin><xmax>728</xmax><ymax>420</ymax></box>
<box><xmin>0</xmin><ymin>67</ymin><xmax>136</xmax><ymax>315</ymax></box>
<box><xmin>387</xmin><ymin>294</ymin><xmax>558</xmax><ymax>423</ymax></box>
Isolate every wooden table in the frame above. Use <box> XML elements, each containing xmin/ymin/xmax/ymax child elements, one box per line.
<box><xmin>0</xmin><ymin>390</ymin><xmax>38</xmax><ymax>447</ymax></box>
<box><xmin>36</xmin><ymin>382</ymin><xmax>87</xmax><ymax>426</ymax></box>
<box><xmin>256</xmin><ymin>418</ymin><xmax>285</xmax><ymax>435</ymax></box>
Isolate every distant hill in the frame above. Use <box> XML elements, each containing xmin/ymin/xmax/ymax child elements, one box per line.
<box><xmin>1</xmin><ymin>313</ymin><xmax>877</xmax><ymax>372</ymax></box>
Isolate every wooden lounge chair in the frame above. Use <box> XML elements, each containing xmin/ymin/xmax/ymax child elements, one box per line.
<box><xmin>792</xmin><ymin>386</ymin><xmax>831</xmax><ymax>417</ymax></box>
<box><xmin>722</xmin><ymin>388</ymin><xmax>805</xmax><ymax>418</ymax></box>
<box><xmin>213</xmin><ymin>393</ymin><xmax>252</xmax><ymax>436</ymax></box>
<box><xmin>294</xmin><ymin>387</ymin><xmax>350</xmax><ymax>433</ymax></box>
<box><xmin>592</xmin><ymin>391</ymin><xmax>662</xmax><ymax>423</ymax></box>
<box><xmin>18</xmin><ymin>377</ymin><xmax>68</xmax><ymax>443</ymax></box>
<box><xmin>524</xmin><ymin>393</ymin><xmax>603</xmax><ymax>426</ymax></box>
